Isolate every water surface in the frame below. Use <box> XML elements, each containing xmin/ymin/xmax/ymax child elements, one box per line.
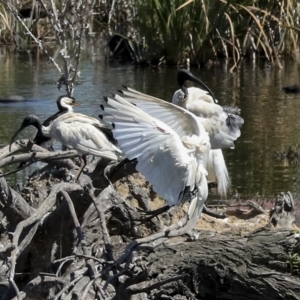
<box><xmin>1</xmin><ymin>51</ymin><xmax>300</xmax><ymax>200</ymax></box>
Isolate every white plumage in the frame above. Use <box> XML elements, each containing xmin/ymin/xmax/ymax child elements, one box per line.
<box><xmin>10</xmin><ymin>112</ymin><xmax>123</xmax><ymax>162</ymax></box>
<box><xmin>203</xmin><ymin>149</ymin><xmax>229</xmax><ymax>197</ymax></box>
<box><xmin>34</xmin><ymin>95</ymin><xmax>81</xmax><ymax>149</ymax></box>
<box><xmin>100</xmin><ymin>93</ymin><xmax>211</xmax><ymax>223</ymax></box>
<box><xmin>117</xmin><ymin>86</ymin><xmax>231</xmax><ymax>198</ymax></box>
<box><xmin>172</xmin><ymin>87</ymin><xmax>242</xmax><ymax>148</ymax></box>
<box><xmin>171</xmin><ymin>69</ymin><xmax>244</xmax><ymax>198</ymax></box>
<box><xmin>172</xmin><ymin>69</ymin><xmax>244</xmax><ymax>149</ymax></box>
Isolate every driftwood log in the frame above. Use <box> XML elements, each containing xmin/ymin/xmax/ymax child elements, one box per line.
<box><xmin>0</xmin><ymin>140</ymin><xmax>299</xmax><ymax>299</ymax></box>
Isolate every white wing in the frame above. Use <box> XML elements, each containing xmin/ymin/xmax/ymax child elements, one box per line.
<box><xmin>120</xmin><ymin>87</ymin><xmax>237</xmax><ymax>149</ymax></box>
<box><xmin>52</xmin><ymin>112</ymin><xmax>112</xmax><ymax>128</ymax></box>
<box><xmin>48</xmin><ymin>112</ymin><xmax>122</xmax><ymax>160</ymax></box>
<box><xmin>100</xmin><ymin>94</ymin><xmax>199</xmax><ymax>207</ymax></box>
<box><xmin>120</xmin><ymin>86</ymin><xmax>206</xmax><ymax>140</ymax></box>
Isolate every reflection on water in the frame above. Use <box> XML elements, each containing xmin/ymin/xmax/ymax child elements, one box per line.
<box><xmin>1</xmin><ymin>50</ymin><xmax>300</xmax><ymax>199</ymax></box>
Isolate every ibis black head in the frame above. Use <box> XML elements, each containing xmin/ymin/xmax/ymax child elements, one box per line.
<box><xmin>177</xmin><ymin>69</ymin><xmax>217</xmax><ymax>103</ymax></box>
<box><xmin>57</xmin><ymin>95</ymin><xmax>80</xmax><ymax>111</ymax></box>
<box><xmin>9</xmin><ymin>115</ymin><xmax>42</xmax><ymax>152</ymax></box>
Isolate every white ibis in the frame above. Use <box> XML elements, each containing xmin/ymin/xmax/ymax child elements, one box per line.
<box><xmin>172</xmin><ymin>69</ymin><xmax>245</xmax><ymax>198</ymax></box>
<box><xmin>116</xmin><ymin>86</ymin><xmax>230</xmax><ymax>199</ymax></box>
<box><xmin>172</xmin><ymin>69</ymin><xmax>244</xmax><ymax>148</ymax></box>
<box><xmin>171</xmin><ymin>70</ymin><xmax>237</xmax><ymax>198</ymax></box>
<box><xmin>100</xmin><ymin>93</ymin><xmax>211</xmax><ymax>233</ymax></box>
<box><xmin>34</xmin><ymin>95</ymin><xmax>81</xmax><ymax>149</ymax></box>
<box><xmin>10</xmin><ymin>112</ymin><xmax>123</xmax><ymax>180</ymax></box>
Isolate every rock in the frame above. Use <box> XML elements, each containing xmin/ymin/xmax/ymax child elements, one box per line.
<box><xmin>0</xmin><ymin>95</ymin><xmax>26</xmax><ymax>102</ymax></box>
<box><xmin>282</xmin><ymin>85</ymin><xmax>300</xmax><ymax>94</ymax></box>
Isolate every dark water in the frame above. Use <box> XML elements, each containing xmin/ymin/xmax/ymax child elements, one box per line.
<box><xmin>1</xmin><ymin>51</ymin><xmax>300</xmax><ymax>200</ymax></box>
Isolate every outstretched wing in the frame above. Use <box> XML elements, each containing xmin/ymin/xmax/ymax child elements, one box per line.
<box><xmin>119</xmin><ymin>86</ymin><xmax>207</xmax><ymax>140</ymax></box>
<box><xmin>100</xmin><ymin>93</ymin><xmax>197</xmax><ymax>206</ymax></box>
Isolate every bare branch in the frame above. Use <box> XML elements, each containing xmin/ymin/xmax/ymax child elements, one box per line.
<box><xmin>0</xmin><ymin>149</ymin><xmax>78</xmax><ymax>170</ymax></box>
<box><xmin>0</xmin><ymin>139</ymin><xmax>46</xmax><ymax>160</ymax></box>
<box><xmin>8</xmin><ymin>182</ymin><xmax>83</xmax><ymax>298</ymax></box>
<box><xmin>88</xmin><ymin>185</ymin><xmax>114</xmax><ymax>261</ymax></box>
<box><xmin>0</xmin><ymin>173</ymin><xmax>36</xmax><ymax>221</ymax></box>
<box><xmin>0</xmin><ymin>1</ymin><xmax>62</xmax><ymax>73</ymax></box>
<box><xmin>11</xmin><ymin>275</ymin><xmax>69</xmax><ymax>300</ymax></box>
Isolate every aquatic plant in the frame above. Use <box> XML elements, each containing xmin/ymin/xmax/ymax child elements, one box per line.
<box><xmin>0</xmin><ymin>1</ymin><xmax>300</xmax><ymax>68</ymax></box>
<box><xmin>0</xmin><ymin>3</ymin><xmax>12</xmax><ymax>43</ymax></box>
<box><xmin>0</xmin><ymin>0</ymin><xmax>96</xmax><ymax>96</ymax></box>
<box><xmin>133</xmin><ymin>0</ymin><xmax>300</xmax><ymax>68</ymax></box>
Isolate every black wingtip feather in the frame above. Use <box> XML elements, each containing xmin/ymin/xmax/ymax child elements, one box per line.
<box><xmin>112</xmin><ymin>122</ymin><xmax>115</xmax><ymax>129</ymax></box>
<box><xmin>99</xmin><ymin>114</ymin><xmax>103</xmax><ymax>120</ymax></box>
<box><xmin>178</xmin><ymin>186</ymin><xmax>198</xmax><ymax>205</ymax></box>
<box><xmin>100</xmin><ymin>104</ymin><xmax>104</xmax><ymax>111</ymax></box>
<box><xmin>103</xmin><ymin>96</ymin><xmax>108</xmax><ymax>103</ymax></box>
<box><xmin>118</xmin><ymin>89</ymin><xmax>125</xmax><ymax>94</ymax></box>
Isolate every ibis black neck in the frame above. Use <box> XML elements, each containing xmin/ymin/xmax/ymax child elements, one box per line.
<box><xmin>57</xmin><ymin>96</ymin><xmax>72</xmax><ymax>111</ymax></box>
<box><xmin>9</xmin><ymin>115</ymin><xmax>44</xmax><ymax>151</ymax></box>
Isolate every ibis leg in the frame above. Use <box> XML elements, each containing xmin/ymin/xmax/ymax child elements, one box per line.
<box><xmin>74</xmin><ymin>154</ymin><xmax>87</xmax><ymax>181</ymax></box>
<box><xmin>203</xmin><ymin>204</ymin><xmax>226</xmax><ymax>219</ymax></box>
<box><xmin>206</xmin><ymin>181</ymin><xmax>227</xmax><ymax>219</ymax></box>
<box><xmin>135</xmin><ymin>205</ymin><xmax>171</xmax><ymax>224</ymax></box>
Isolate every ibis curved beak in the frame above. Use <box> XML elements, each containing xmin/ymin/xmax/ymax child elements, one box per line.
<box><xmin>9</xmin><ymin>125</ymin><xmax>25</xmax><ymax>152</ymax></box>
<box><xmin>72</xmin><ymin>101</ymin><xmax>81</xmax><ymax>107</ymax></box>
<box><xmin>178</xmin><ymin>69</ymin><xmax>218</xmax><ymax>104</ymax></box>
<box><xmin>188</xmin><ymin>73</ymin><xmax>218</xmax><ymax>104</ymax></box>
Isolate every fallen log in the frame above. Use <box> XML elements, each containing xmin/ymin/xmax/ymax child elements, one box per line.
<box><xmin>0</xmin><ymin>157</ymin><xmax>299</xmax><ymax>300</ymax></box>
<box><xmin>120</xmin><ymin>229</ymin><xmax>300</xmax><ymax>300</ymax></box>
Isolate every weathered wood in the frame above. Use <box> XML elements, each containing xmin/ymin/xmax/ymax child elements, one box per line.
<box><xmin>0</xmin><ymin>156</ymin><xmax>299</xmax><ymax>300</ymax></box>
<box><xmin>119</xmin><ymin>229</ymin><xmax>300</xmax><ymax>300</ymax></box>
<box><xmin>0</xmin><ymin>173</ymin><xmax>36</xmax><ymax>224</ymax></box>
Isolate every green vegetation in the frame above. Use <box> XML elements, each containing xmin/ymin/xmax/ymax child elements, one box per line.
<box><xmin>134</xmin><ymin>0</ymin><xmax>300</xmax><ymax>68</ymax></box>
<box><xmin>287</xmin><ymin>233</ymin><xmax>300</xmax><ymax>275</ymax></box>
<box><xmin>287</xmin><ymin>252</ymin><xmax>300</xmax><ymax>275</ymax></box>
<box><xmin>0</xmin><ymin>0</ymin><xmax>300</xmax><ymax>68</ymax></box>
<box><xmin>0</xmin><ymin>3</ymin><xmax>12</xmax><ymax>43</ymax></box>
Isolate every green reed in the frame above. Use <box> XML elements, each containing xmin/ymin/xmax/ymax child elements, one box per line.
<box><xmin>134</xmin><ymin>0</ymin><xmax>300</xmax><ymax>68</ymax></box>
<box><xmin>0</xmin><ymin>0</ymin><xmax>299</xmax><ymax>68</ymax></box>
<box><xmin>0</xmin><ymin>2</ymin><xmax>12</xmax><ymax>43</ymax></box>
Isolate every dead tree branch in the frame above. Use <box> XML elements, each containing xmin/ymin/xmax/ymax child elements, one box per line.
<box><xmin>0</xmin><ymin>173</ymin><xmax>35</xmax><ymax>222</ymax></box>
<box><xmin>7</xmin><ymin>182</ymin><xmax>82</xmax><ymax>298</ymax></box>
<box><xmin>1</xmin><ymin>0</ymin><xmax>96</xmax><ymax>95</ymax></box>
